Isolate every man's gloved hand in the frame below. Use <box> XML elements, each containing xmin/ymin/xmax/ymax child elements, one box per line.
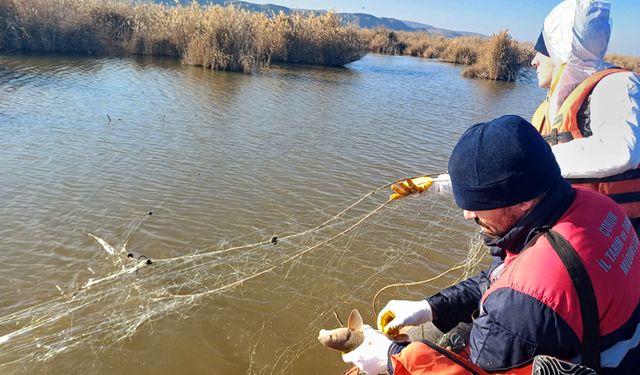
<box><xmin>389</xmin><ymin>174</ymin><xmax>450</xmax><ymax>201</ymax></box>
<box><xmin>341</xmin><ymin>325</ymin><xmax>391</xmax><ymax>375</ymax></box>
<box><xmin>377</xmin><ymin>299</ymin><xmax>433</xmax><ymax>336</ymax></box>
<box><xmin>389</xmin><ymin>176</ymin><xmax>433</xmax><ymax>201</ymax></box>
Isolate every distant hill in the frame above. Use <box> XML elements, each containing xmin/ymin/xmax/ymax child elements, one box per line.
<box><xmin>153</xmin><ymin>0</ymin><xmax>482</xmax><ymax>38</ymax></box>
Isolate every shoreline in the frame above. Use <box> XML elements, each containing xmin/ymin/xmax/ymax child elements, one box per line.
<box><xmin>2</xmin><ymin>1</ymin><xmax>638</xmax><ymax>78</ymax></box>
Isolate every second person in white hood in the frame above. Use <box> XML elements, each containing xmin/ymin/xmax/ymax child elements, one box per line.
<box><xmin>530</xmin><ymin>0</ymin><xmax>640</xmax><ymax>230</ymax></box>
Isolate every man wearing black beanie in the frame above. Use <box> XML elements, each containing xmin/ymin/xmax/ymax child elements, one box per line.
<box><xmin>366</xmin><ymin>116</ymin><xmax>640</xmax><ymax>374</ymax></box>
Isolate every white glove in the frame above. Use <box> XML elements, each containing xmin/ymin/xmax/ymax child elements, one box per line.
<box><xmin>377</xmin><ymin>299</ymin><xmax>433</xmax><ymax>336</ymax></box>
<box><xmin>341</xmin><ymin>325</ymin><xmax>391</xmax><ymax>375</ymax></box>
<box><xmin>433</xmin><ymin>174</ymin><xmax>451</xmax><ymax>193</ymax></box>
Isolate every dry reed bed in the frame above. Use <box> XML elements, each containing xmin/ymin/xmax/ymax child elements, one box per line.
<box><xmin>1</xmin><ymin>0</ymin><xmax>637</xmax><ymax>78</ymax></box>
<box><xmin>605</xmin><ymin>54</ymin><xmax>640</xmax><ymax>72</ymax></box>
<box><xmin>361</xmin><ymin>27</ymin><xmax>639</xmax><ymax>80</ymax></box>
<box><xmin>0</xmin><ymin>0</ymin><xmax>367</xmax><ymax>72</ymax></box>
<box><xmin>361</xmin><ymin>28</ymin><xmax>534</xmax><ymax>81</ymax></box>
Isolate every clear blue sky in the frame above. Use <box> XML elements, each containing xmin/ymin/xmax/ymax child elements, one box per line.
<box><xmin>250</xmin><ymin>0</ymin><xmax>639</xmax><ymax>56</ymax></box>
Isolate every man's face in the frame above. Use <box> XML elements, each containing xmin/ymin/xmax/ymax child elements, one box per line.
<box><xmin>531</xmin><ymin>52</ymin><xmax>554</xmax><ymax>88</ymax></box>
<box><xmin>463</xmin><ymin>205</ymin><xmax>525</xmax><ymax>239</ymax></box>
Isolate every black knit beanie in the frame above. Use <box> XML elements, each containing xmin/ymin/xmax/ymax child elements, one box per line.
<box><xmin>448</xmin><ymin>115</ymin><xmax>562</xmax><ymax>211</ymax></box>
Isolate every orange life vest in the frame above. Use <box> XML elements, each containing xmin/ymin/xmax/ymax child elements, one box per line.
<box><xmin>531</xmin><ymin>68</ymin><xmax>640</xmax><ymax>219</ymax></box>
<box><xmin>390</xmin><ymin>341</ymin><xmax>533</xmax><ymax>375</ymax></box>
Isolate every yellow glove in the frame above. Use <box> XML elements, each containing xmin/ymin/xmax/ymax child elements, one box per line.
<box><xmin>376</xmin><ymin>310</ymin><xmax>399</xmax><ymax>337</ymax></box>
<box><xmin>389</xmin><ymin>176</ymin><xmax>434</xmax><ymax>201</ymax></box>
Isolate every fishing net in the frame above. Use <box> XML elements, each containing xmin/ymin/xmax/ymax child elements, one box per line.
<box><xmin>0</xmin><ymin>177</ymin><xmax>488</xmax><ymax>373</ymax></box>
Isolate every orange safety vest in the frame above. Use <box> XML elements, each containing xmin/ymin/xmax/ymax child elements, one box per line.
<box><xmin>531</xmin><ymin>68</ymin><xmax>640</xmax><ymax>219</ymax></box>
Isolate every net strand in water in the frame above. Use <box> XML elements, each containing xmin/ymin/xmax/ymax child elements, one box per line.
<box><xmin>0</xmin><ymin>175</ymin><xmax>484</xmax><ymax>370</ymax></box>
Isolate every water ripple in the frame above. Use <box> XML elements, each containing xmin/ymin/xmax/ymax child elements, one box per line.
<box><xmin>0</xmin><ymin>53</ymin><xmax>544</xmax><ymax>374</ymax></box>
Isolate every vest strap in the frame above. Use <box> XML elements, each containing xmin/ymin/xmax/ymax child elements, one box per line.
<box><xmin>542</xmin><ymin>130</ymin><xmax>574</xmax><ymax>145</ymax></box>
<box><xmin>544</xmin><ymin>230</ymin><xmax>601</xmax><ymax>372</ymax></box>
<box><xmin>418</xmin><ymin>339</ymin><xmax>482</xmax><ymax>375</ymax></box>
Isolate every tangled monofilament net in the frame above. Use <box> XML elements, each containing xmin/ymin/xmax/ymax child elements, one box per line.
<box><xmin>0</xmin><ymin>177</ymin><xmax>487</xmax><ymax>371</ymax></box>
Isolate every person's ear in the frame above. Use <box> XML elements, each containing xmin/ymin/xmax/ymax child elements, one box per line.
<box><xmin>517</xmin><ymin>198</ymin><xmax>538</xmax><ymax>213</ymax></box>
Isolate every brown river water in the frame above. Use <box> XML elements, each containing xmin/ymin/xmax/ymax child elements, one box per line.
<box><xmin>0</xmin><ymin>53</ymin><xmax>544</xmax><ymax>374</ymax></box>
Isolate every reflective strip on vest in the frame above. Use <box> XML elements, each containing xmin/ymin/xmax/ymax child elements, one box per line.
<box><xmin>570</xmin><ymin>320</ymin><xmax>640</xmax><ymax>368</ymax></box>
<box><xmin>602</xmin><ymin>321</ymin><xmax>640</xmax><ymax>368</ymax></box>
<box><xmin>531</xmin><ymin>69</ymin><xmax>640</xmax><ymax>219</ymax></box>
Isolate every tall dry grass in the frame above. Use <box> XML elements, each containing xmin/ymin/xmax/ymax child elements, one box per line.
<box><xmin>440</xmin><ymin>36</ymin><xmax>482</xmax><ymax>65</ymax></box>
<box><xmin>401</xmin><ymin>32</ymin><xmax>448</xmax><ymax>58</ymax></box>
<box><xmin>463</xmin><ymin>31</ymin><xmax>528</xmax><ymax>81</ymax></box>
<box><xmin>1</xmin><ymin>0</ymin><xmax>102</xmax><ymax>53</ymax></box>
<box><xmin>359</xmin><ymin>28</ymin><xmax>533</xmax><ymax>81</ymax></box>
<box><xmin>606</xmin><ymin>54</ymin><xmax>640</xmax><ymax>72</ymax></box>
<box><xmin>269</xmin><ymin>12</ymin><xmax>367</xmax><ymax>67</ymax></box>
<box><xmin>361</xmin><ymin>28</ymin><xmax>407</xmax><ymax>55</ymax></box>
<box><xmin>0</xmin><ymin>0</ymin><xmax>367</xmax><ymax>72</ymax></box>
<box><xmin>3</xmin><ymin>0</ymin><xmax>637</xmax><ymax>78</ymax></box>
<box><xmin>180</xmin><ymin>5</ymin><xmax>273</xmax><ymax>71</ymax></box>
<box><xmin>0</xmin><ymin>1</ymin><xmax>13</xmax><ymax>51</ymax></box>
<box><xmin>360</xmin><ymin>26</ymin><xmax>640</xmax><ymax>81</ymax></box>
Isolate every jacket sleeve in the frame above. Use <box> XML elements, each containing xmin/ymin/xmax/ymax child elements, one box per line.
<box><xmin>551</xmin><ymin>72</ymin><xmax>640</xmax><ymax>179</ymax></box>
<box><xmin>469</xmin><ymin>287</ymin><xmax>581</xmax><ymax>372</ymax></box>
<box><xmin>426</xmin><ymin>256</ymin><xmax>502</xmax><ymax>333</ymax></box>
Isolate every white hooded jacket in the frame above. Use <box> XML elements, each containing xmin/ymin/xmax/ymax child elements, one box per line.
<box><xmin>541</xmin><ymin>0</ymin><xmax>640</xmax><ymax>179</ymax></box>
